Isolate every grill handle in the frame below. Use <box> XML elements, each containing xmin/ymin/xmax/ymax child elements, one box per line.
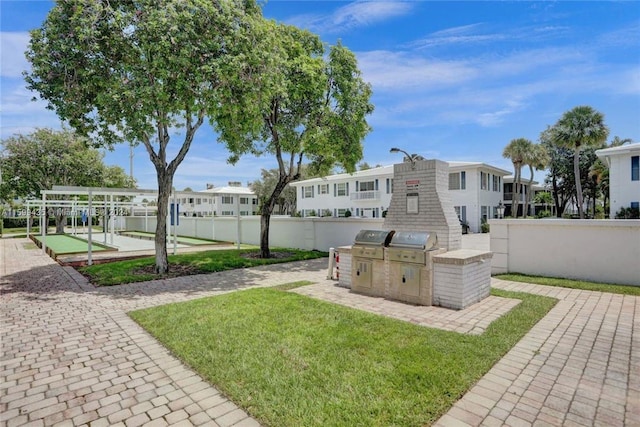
<box><xmin>389</xmin><ymin>244</ymin><xmax>427</xmax><ymax>250</ymax></box>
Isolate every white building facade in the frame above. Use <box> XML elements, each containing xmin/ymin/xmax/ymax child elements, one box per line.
<box><xmin>596</xmin><ymin>143</ymin><xmax>640</xmax><ymax>216</ymax></box>
<box><xmin>178</xmin><ymin>183</ymin><xmax>258</xmax><ymax>217</ymax></box>
<box><xmin>291</xmin><ymin>162</ymin><xmax>511</xmax><ymax>233</ymax></box>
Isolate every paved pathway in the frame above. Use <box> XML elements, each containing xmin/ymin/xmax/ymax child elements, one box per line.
<box><xmin>2</xmin><ymin>237</ymin><xmax>639</xmax><ymax>426</ymax></box>
<box><xmin>1</xmin><ymin>238</ymin><xmax>326</xmax><ymax>427</ymax></box>
<box><xmin>435</xmin><ymin>281</ymin><xmax>639</xmax><ymax>427</ymax></box>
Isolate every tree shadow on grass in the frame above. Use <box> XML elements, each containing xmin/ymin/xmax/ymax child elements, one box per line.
<box><xmin>1</xmin><ymin>254</ymin><xmax>329</xmax><ymax>312</ymax></box>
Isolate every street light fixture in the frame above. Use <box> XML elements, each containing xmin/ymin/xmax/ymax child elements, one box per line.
<box><xmin>389</xmin><ymin>147</ymin><xmax>416</xmax><ymax>170</ymax></box>
<box><xmin>497</xmin><ymin>201</ymin><xmax>505</xmax><ymax>219</ymax></box>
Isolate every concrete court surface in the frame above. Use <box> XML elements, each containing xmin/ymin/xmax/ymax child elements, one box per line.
<box><xmin>1</xmin><ymin>235</ymin><xmax>639</xmax><ymax>426</ymax></box>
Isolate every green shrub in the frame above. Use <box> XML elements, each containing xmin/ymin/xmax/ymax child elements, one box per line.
<box><xmin>536</xmin><ymin>210</ymin><xmax>552</xmax><ymax>218</ymax></box>
<box><xmin>615</xmin><ymin>206</ymin><xmax>640</xmax><ymax>219</ymax></box>
<box><xmin>480</xmin><ymin>218</ymin><xmax>490</xmax><ymax>233</ymax></box>
<box><xmin>344</xmin><ymin>210</ymin><xmax>352</xmax><ymax>218</ymax></box>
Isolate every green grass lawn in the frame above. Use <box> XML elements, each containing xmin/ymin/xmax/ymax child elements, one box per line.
<box><xmin>80</xmin><ymin>249</ymin><xmax>328</xmax><ymax>286</ymax></box>
<box><xmin>496</xmin><ymin>273</ymin><xmax>640</xmax><ymax>296</ymax></box>
<box><xmin>130</xmin><ymin>285</ymin><xmax>556</xmax><ymax>427</ymax></box>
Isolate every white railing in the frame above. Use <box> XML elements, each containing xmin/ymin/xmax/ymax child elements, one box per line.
<box><xmin>350</xmin><ymin>191</ymin><xmax>380</xmax><ymax>201</ymax></box>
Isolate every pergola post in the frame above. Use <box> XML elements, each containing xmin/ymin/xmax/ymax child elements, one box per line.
<box><xmin>41</xmin><ymin>193</ymin><xmax>46</xmax><ymax>254</ymax></box>
<box><xmin>88</xmin><ymin>189</ymin><xmax>93</xmax><ymax>266</ymax></box>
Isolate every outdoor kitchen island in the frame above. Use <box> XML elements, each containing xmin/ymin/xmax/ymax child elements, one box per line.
<box><xmin>342</xmin><ymin>158</ymin><xmax>493</xmax><ymax>310</ymax></box>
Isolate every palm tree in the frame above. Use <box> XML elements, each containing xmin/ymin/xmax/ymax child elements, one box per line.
<box><xmin>533</xmin><ymin>191</ymin><xmax>554</xmax><ymax>216</ymax></box>
<box><xmin>552</xmin><ymin>106</ymin><xmax>609</xmax><ymax>219</ymax></box>
<box><xmin>503</xmin><ymin>138</ymin><xmax>532</xmax><ymax>218</ymax></box>
<box><xmin>522</xmin><ymin>143</ymin><xmax>549</xmax><ymax>217</ymax></box>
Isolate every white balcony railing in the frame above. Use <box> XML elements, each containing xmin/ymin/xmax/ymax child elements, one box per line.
<box><xmin>350</xmin><ymin>191</ymin><xmax>380</xmax><ymax>201</ymax></box>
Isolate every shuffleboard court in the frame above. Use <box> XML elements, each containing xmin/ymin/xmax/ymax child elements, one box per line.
<box><xmin>120</xmin><ymin>231</ymin><xmax>218</xmax><ymax>246</ymax></box>
<box><xmin>33</xmin><ymin>234</ymin><xmax>113</xmax><ymax>255</ymax></box>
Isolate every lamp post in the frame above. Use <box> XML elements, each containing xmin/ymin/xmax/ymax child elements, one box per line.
<box><xmin>389</xmin><ymin>147</ymin><xmax>416</xmax><ymax>170</ymax></box>
<box><xmin>497</xmin><ymin>201</ymin><xmax>505</xmax><ymax>219</ymax></box>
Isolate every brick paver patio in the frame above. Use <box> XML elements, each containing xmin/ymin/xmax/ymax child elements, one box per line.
<box><xmin>1</xmin><ymin>237</ymin><xmax>638</xmax><ymax>426</ymax></box>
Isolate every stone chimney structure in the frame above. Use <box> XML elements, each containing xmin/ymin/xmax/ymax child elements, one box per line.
<box><xmin>383</xmin><ymin>159</ymin><xmax>462</xmax><ymax>250</ymax></box>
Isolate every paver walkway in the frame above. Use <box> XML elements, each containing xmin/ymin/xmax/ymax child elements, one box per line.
<box><xmin>1</xmin><ymin>238</ymin><xmax>325</xmax><ymax>427</ymax></box>
<box><xmin>2</xmin><ymin>237</ymin><xmax>639</xmax><ymax>426</ymax></box>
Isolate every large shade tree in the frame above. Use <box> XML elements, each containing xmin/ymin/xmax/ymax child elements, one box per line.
<box><xmin>503</xmin><ymin>138</ymin><xmax>531</xmax><ymax>218</ymax></box>
<box><xmin>213</xmin><ymin>22</ymin><xmax>374</xmax><ymax>258</ymax></box>
<box><xmin>541</xmin><ymin>127</ymin><xmax>575</xmax><ymax>217</ymax></box>
<box><xmin>249</xmin><ymin>167</ymin><xmax>309</xmax><ymax>216</ymax></box>
<box><xmin>550</xmin><ymin>106</ymin><xmax>609</xmax><ymax>219</ymax></box>
<box><xmin>25</xmin><ymin>0</ymin><xmax>261</xmax><ymax>273</ymax></box>
<box><xmin>0</xmin><ymin>128</ymin><xmax>134</xmax><ymax>233</ymax></box>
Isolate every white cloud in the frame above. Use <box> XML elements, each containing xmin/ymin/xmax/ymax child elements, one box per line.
<box><xmin>408</xmin><ymin>22</ymin><xmax>572</xmax><ymax>50</ymax></box>
<box><xmin>287</xmin><ymin>1</ymin><xmax>413</xmax><ymax>34</ymax></box>
<box><xmin>1</xmin><ymin>32</ymin><xmax>31</xmax><ymax>78</ymax></box>
<box><xmin>357</xmin><ymin>50</ymin><xmax>476</xmax><ymax>90</ymax></box>
<box><xmin>597</xmin><ymin>23</ymin><xmax>640</xmax><ymax>49</ymax></box>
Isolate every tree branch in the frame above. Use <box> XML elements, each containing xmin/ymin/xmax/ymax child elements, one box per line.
<box><xmin>169</xmin><ymin>109</ymin><xmax>205</xmax><ymax>175</ymax></box>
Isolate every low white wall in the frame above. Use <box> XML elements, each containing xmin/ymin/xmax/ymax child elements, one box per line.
<box><xmin>490</xmin><ymin>219</ymin><xmax>640</xmax><ymax>286</ymax></box>
<box><xmin>124</xmin><ymin>215</ymin><xmax>385</xmax><ymax>251</ymax></box>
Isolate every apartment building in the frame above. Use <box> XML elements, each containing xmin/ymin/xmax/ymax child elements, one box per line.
<box><xmin>596</xmin><ymin>142</ymin><xmax>640</xmax><ymax>216</ymax></box>
<box><xmin>178</xmin><ymin>182</ymin><xmax>258</xmax><ymax>217</ymax></box>
<box><xmin>291</xmin><ymin>161</ymin><xmax>511</xmax><ymax>233</ymax></box>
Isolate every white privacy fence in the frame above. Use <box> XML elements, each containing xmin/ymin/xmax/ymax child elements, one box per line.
<box><xmin>489</xmin><ymin>219</ymin><xmax>640</xmax><ymax>286</ymax></box>
<box><xmin>124</xmin><ymin>215</ymin><xmax>385</xmax><ymax>251</ymax></box>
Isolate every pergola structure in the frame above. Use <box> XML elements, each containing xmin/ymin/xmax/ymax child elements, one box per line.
<box><xmin>33</xmin><ymin>185</ymin><xmax>243</xmax><ymax>265</ymax></box>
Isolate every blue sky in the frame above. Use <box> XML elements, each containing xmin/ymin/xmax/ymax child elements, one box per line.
<box><xmin>1</xmin><ymin>1</ymin><xmax>639</xmax><ymax>190</ymax></box>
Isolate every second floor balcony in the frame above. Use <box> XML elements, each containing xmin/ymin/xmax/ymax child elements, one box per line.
<box><xmin>350</xmin><ymin>190</ymin><xmax>380</xmax><ymax>201</ymax></box>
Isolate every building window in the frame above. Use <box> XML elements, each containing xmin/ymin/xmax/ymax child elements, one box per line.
<box><xmin>480</xmin><ymin>172</ymin><xmax>488</xmax><ymax>190</ymax></box>
<box><xmin>240</xmin><ymin>211</ymin><xmax>249</xmax><ymax>216</ymax></box>
<box><xmin>449</xmin><ymin>172</ymin><xmax>466</xmax><ymax>190</ymax></box>
<box><xmin>493</xmin><ymin>175</ymin><xmax>500</xmax><ymax>192</ymax></box>
<box><xmin>252</xmin><ymin>198</ymin><xmax>257</xmax><ymax>205</ymax></box>
<box><xmin>303</xmin><ymin>186</ymin><xmax>314</xmax><ymax>198</ymax></box>
<box><xmin>632</xmin><ymin>156</ymin><xmax>639</xmax><ymax>181</ymax></box>
<box><xmin>196</xmin><ymin>198</ymin><xmax>201</xmax><ymax>205</ymax></box>
<box><xmin>240</xmin><ymin>197</ymin><xmax>249</xmax><ymax>204</ymax></box>
<box><xmin>631</xmin><ymin>202</ymin><xmax>639</xmax><ymax>210</ymax></box>
<box><xmin>359</xmin><ymin>181</ymin><xmax>375</xmax><ymax>192</ymax></box>
<box><xmin>454</xmin><ymin>206</ymin><xmax>467</xmax><ymax>222</ymax></box>
<box><xmin>337</xmin><ymin>208</ymin><xmax>349</xmax><ymax>217</ymax></box>
<box><xmin>222</xmin><ymin>196</ymin><xmax>233</xmax><ymax>204</ymax></box>
<box><xmin>221</xmin><ymin>210</ymin><xmax>233</xmax><ymax>216</ymax></box>
<box><xmin>481</xmin><ymin>206</ymin><xmax>488</xmax><ymax>222</ymax></box>
<box><xmin>318</xmin><ymin>184</ymin><xmax>329</xmax><ymax>195</ymax></box>
<box><xmin>386</xmin><ymin>178</ymin><xmax>393</xmax><ymax>194</ymax></box>
<box><xmin>336</xmin><ymin>183</ymin><xmax>348</xmax><ymax>196</ymax></box>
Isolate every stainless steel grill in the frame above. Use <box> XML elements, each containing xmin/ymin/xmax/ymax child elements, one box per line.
<box><xmin>386</xmin><ymin>231</ymin><xmax>439</xmax><ymax>306</ymax></box>
<box><xmin>351</xmin><ymin>229</ymin><xmax>394</xmax><ymax>296</ymax></box>
<box><xmin>387</xmin><ymin>231</ymin><xmax>437</xmax><ymax>264</ymax></box>
<box><xmin>352</xmin><ymin>229</ymin><xmax>395</xmax><ymax>260</ymax></box>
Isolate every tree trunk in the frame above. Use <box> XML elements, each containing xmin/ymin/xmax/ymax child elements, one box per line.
<box><xmin>513</xmin><ymin>168</ymin><xmax>520</xmax><ymax>218</ymax></box>
<box><xmin>154</xmin><ymin>173</ymin><xmax>172</xmax><ymax>274</ymax></box>
<box><xmin>524</xmin><ymin>165</ymin><xmax>534</xmax><ymax>218</ymax></box>
<box><xmin>260</xmin><ymin>178</ymin><xmax>289</xmax><ymax>258</ymax></box>
<box><xmin>55</xmin><ymin>212</ymin><xmax>66</xmax><ymax>234</ymax></box>
<box><xmin>574</xmin><ymin>149</ymin><xmax>584</xmax><ymax>219</ymax></box>
<box><xmin>260</xmin><ymin>212</ymin><xmax>271</xmax><ymax>258</ymax></box>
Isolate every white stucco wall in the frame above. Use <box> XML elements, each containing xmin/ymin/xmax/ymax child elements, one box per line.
<box><xmin>490</xmin><ymin>219</ymin><xmax>640</xmax><ymax>286</ymax></box>
<box><xmin>125</xmin><ymin>216</ymin><xmax>385</xmax><ymax>251</ymax></box>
